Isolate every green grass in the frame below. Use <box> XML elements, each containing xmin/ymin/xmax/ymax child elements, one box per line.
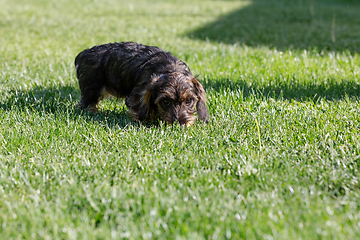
<box><xmin>1</xmin><ymin>0</ymin><xmax>360</xmax><ymax>239</ymax></box>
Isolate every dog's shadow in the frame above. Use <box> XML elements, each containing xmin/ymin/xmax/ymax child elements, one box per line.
<box><xmin>4</xmin><ymin>76</ymin><xmax>358</xmax><ymax>130</ymax></box>
<box><xmin>1</xmin><ymin>84</ymin><xmax>136</xmax><ymax>129</ymax></box>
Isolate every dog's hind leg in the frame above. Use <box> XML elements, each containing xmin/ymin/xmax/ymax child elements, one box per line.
<box><xmin>76</xmin><ymin>66</ymin><xmax>106</xmax><ymax>112</ymax></box>
<box><xmin>77</xmin><ymin>89</ymin><xmax>102</xmax><ymax>113</ymax></box>
<box><xmin>76</xmin><ymin>72</ymin><xmax>108</xmax><ymax>113</ymax></box>
<box><xmin>75</xmin><ymin>49</ymin><xmax>107</xmax><ymax>112</ymax></box>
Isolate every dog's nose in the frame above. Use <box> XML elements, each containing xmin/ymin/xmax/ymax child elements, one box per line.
<box><xmin>177</xmin><ymin>116</ymin><xmax>188</xmax><ymax>126</ymax></box>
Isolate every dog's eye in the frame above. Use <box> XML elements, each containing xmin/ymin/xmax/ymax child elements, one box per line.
<box><xmin>185</xmin><ymin>98</ymin><xmax>193</xmax><ymax>105</ymax></box>
<box><xmin>163</xmin><ymin>99</ymin><xmax>171</xmax><ymax>106</ymax></box>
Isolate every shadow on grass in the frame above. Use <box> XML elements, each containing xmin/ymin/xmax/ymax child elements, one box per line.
<box><xmin>187</xmin><ymin>0</ymin><xmax>360</xmax><ymax>54</ymax></box>
<box><xmin>1</xmin><ymin>77</ymin><xmax>359</xmax><ymax>128</ymax></box>
<box><xmin>203</xmin><ymin>77</ymin><xmax>360</xmax><ymax>101</ymax></box>
<box><xmin>0</xmin><ymin>85</ymin><xmax>136</xmax><ymax>129</ymax></box>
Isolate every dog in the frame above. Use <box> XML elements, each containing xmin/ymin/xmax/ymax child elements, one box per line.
<box><xmin>75</xmin><ymin>42</ymin><xmax>209</xmax><ymax>126</ymax></box>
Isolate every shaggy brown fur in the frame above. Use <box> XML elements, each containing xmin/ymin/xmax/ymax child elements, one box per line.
<box><xmin>75</xmin><ymin>42</ymin><xmax>209</xmax><ymax>126</ymax></box>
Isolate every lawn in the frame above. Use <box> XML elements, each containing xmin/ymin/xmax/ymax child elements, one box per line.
<box><xmin>1</xmin><ymin>0</ymin><xmax>360</xmax><ymax>239</ymax></box>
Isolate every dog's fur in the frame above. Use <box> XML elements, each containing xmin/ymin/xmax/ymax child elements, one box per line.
<box><xmin>75</xmin><ymin>42</ymin><xmax>209</xmax><ymax>126</ymax></box>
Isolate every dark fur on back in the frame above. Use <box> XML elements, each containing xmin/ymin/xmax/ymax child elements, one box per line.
<box><xmin>75</xmin><ymin>42</ymin><xmax>209</xmax><ymax>125</ymax></box>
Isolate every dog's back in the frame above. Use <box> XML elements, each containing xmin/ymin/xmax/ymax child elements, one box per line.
<box><xmin>75</xmin><ymin>42</ymin><xmax>191</xmax><ymax>97</ymax></box>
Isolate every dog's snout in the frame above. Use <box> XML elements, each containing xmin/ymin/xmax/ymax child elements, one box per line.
<box><xmin>172</xmin><ymin>114</ymin><xmax>178</xmax><ymax>122</ymax></box>
<box><xmin>169</xmin><ymin>105</ymin><xmax>182</xmax><ymax>124</ymax></box>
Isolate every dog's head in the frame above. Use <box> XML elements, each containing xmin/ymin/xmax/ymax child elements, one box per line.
<box><xmin>140</xmin><ymin>73</ymin><xmax>209</xmax><ymax>126</ymax></box>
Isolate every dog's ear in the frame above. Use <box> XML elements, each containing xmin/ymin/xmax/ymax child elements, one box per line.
<box><xmin>136</xmin><ymin>76</ymin><xmax>163</xmax><ymax>121</ymax></box>
<box><xmin>137</xmin><ymin>89</ymin><xmax>153</xmax><ymax>121</ymax></box>
<box><xmin>191</xmin><ymin>78</ymin><xmax>210</xmax><ymax>123</ymax></box>
<box><xmin>125</xmin><ymin>88</ymin><xmax>154</xmax><ymax>122</ymax></box>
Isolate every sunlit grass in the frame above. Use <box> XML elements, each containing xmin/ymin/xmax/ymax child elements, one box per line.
<box><xmin>1</xmin><ymin>0</ymin><xmax>360</xmax><ymax>239</ymax></box>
